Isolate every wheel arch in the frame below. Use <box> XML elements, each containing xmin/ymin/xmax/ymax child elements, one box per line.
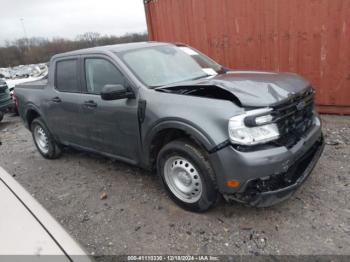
<box><xmin>143</xmin><ymin>120</ymin><xmax>216</xmax><ymax>169</ymax></box>
<box><xmin>24</xmin><ymin>103</ymin><xmax>48</xmax><ymax>130</ymax></box>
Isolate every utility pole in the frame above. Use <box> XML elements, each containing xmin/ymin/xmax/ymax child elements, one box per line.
<box><xmin>20</xmin><ymin>18</ymin><xmax>28</xmax><ymax>39</ymax></box>
<box><xmin>20</xmin><ymin>18</ymin><xmax>29</xmax><ymax>49</ymax></box>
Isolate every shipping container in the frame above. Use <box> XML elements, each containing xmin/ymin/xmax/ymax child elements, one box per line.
<box><xmin>144</xmin><ymin>0</ymin><xmax>350</xmax><ymax>114</ymax></box>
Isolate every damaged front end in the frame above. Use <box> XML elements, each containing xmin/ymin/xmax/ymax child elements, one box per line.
<box><xmin>155</xmin><ymin>70</ymin><xmax>323</xmax><ymax>208</ymax></box>
<box><xmin>156</xmin><ymin>85</ymin><xmax>242</xmax><ymax>106</ymax></box>
<box><xmin>224</xmin><ymin>136</ymin><xmax>325</xmax><ymax>207</ymax></box>
<box><xmin>155</xmin><ymin>70</ymin><xmax>312</xmax><ymax>108</ymax></box>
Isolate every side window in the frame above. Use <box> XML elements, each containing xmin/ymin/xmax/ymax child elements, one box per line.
<box><xmin>56</xmin><ymin>59</ymin><xmax>80</xmax><ymax>92</ymax></box>
<box><xmin>85</xmin><ymin>58</ymin><xmax>125</xmax><ymax>94</ymax></box>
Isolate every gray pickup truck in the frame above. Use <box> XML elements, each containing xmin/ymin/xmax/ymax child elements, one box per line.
<box><xmin>15</xmin><ymin>42</ymin><xmax>324</xmax><ymax>212</ymax></box>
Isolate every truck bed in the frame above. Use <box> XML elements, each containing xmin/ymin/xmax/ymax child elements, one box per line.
<box><xmin>15</xmin><ymin>78</ymin><xmax>49</xmax><ymax>120</ymax></box>
<box><xmin>15</xmin><ymin>78</ymin><xmax>48</xmax><ymax>90</ymax></box>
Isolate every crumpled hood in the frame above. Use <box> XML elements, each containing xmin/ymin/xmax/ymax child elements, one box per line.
<box><xmin>158</xmin><ymin>71</ymin><xmax>312</xmax><ymax>107</ymax></box>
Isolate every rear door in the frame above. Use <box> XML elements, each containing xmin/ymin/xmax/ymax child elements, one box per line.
<box><xmin>79</xmin><ymin>54</ymin><xmax>140</xmax><ymax>161</ymax></box>
<box><xmin>45</xmin><ymin>57</ymin><xmax>89</xmax><ymax>146</ymax></box>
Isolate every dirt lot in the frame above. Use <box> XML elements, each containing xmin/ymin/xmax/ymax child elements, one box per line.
<box><xmin>0</xmin><ymin>114</ymin><xmax>349</xmax><ymax>256</ymax></box>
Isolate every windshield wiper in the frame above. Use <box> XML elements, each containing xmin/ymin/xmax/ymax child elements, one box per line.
<box><xmin>150</xmin><ymin>74</ymin><xmax>210</xmax><ymax>89</ymax></box>
<box><xmin>189</xmin><ymin>74</ymin><xmax>210</xmax><ymax>81</ymax></box>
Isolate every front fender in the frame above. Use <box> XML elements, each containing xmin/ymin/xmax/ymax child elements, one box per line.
<box><xmin>143</xmin><ymin>119</ymin><xmax>216</xmax><ymax>164</ymax></box>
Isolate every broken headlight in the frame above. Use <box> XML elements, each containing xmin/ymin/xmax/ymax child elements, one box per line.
<box><xmin>228</xmin><ymin>108</ymin><xmax>280</xmax><ymax>146</ymax></box>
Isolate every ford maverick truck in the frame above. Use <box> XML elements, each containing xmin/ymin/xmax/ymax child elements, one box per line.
<box><xmin>15</xmin><ymin>42</ymin><xmax>324</xmax><ymax>212</ymax></box>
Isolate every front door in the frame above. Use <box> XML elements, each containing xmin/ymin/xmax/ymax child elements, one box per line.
<box><xmin>79</xmin><ymin>56</ymin><xmax>140</xmax><ymax>161</ymax></box>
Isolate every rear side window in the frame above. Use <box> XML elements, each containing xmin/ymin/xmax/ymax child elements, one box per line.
<box><xmin>56</xmin><ymin>59</ymin><xmax>80</xmax><ymax>92</ymax></box>
<box><xmin>85</xmin><ymin>58</ymin><xmax>125</xmax><ymax>94</ymax></box>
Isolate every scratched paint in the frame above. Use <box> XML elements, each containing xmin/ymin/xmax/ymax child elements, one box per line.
<box><xmin>145</xmin><ymin>0</ymin><xmax>350</xmax><ymax>114</ymax></box>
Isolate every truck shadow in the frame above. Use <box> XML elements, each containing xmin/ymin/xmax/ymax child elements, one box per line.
<box><xmin>60</xmin><ymin>145</ymin><xmax>291</xmax><ymax>216</ymax></box>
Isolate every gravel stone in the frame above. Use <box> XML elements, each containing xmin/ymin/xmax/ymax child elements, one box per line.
<box><xmin>0</xmin><ymin>114</ymin><xmax>349</xmax><ymax>255</ymax></box>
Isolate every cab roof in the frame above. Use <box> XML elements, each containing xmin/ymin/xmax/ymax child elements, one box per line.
<box><xmin>52</xmin><ymin>41</ymin><xmax>169</xmax><ymax>59</ymax></box>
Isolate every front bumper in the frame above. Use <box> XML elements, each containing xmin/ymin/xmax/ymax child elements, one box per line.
<box><xmin>0</xmin><ymin>93</ymin><xmax>14</xmax><ymax>112</ymax></box>
<box><xmin>0</xmin><ymin>101</ymin><xmax>15</xmax><ymax>112</ymax></box>
<box><xmin>226</xmin><ymin>136</ymin><xmax>324</xmax><ymax>207</ymax></box>
<box><xmin>209</xmin><ymin>118</ymin><xmax>324</xmax><ymax>207</ymax></box>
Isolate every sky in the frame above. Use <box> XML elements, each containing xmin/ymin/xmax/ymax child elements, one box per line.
<box><xmin>0</xmin><ymin>0</ymin><xmax>147</xmax><ymax>46</ymax></box>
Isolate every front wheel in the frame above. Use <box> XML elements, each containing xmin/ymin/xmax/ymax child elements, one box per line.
<box><xmin>157</xmin><ymin>139</ymin><xmax>219</xmax><ymax>212</ymax></box>
<box><xmin>31</xmin><ymin>117</ymin><xmax>62</xmax><ymax>159</ymax></box>
<box><xmin>0</xmin><ymin>111</ymin><xmax>4</xmax><ymax>122</ymax></box>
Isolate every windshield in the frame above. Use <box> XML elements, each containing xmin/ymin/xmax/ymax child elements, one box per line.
<box><xmin>117</xmin><ymin>45</ymin><xmax>223</xmax><ymax>87</ymax></box>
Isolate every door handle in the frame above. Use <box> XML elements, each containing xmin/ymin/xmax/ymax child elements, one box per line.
<box><xmin>83</xmin><ymin>100</ymin><xmax>97</xmax><ymax>108</ymax></box>
<box><xmin>51</xmin><ymin>97</ymin><xmax>61</xmax><ymax>103</ymax></box>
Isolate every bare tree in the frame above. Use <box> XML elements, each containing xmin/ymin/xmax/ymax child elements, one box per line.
<box><xmin>0</xmin><ymin>32</ymin><xmax>148</xmax><ymax>67</ymax></box>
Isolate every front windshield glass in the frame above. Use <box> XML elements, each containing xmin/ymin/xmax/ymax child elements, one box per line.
<box><xmin>117</xmin><ymin>45</ymin><xmax>222</xmax><ymax>87</ymax></box>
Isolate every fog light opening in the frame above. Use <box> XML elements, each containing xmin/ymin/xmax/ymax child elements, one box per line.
<box><xmin>226</xmin><ymin>180</ymin><xmax>240</xmax><ymax>188</ymax></box>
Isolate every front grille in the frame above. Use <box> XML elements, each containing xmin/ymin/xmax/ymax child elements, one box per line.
<box><xmin>272</xmin><ymin>88</ymin><xmax>315</xmax><ymax>148</ymax></box>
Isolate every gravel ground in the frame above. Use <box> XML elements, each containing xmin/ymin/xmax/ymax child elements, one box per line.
<box><xmin>0</xmin><ymin>114</ymin><xmax>349</xmax><ymax>256</ymax></box>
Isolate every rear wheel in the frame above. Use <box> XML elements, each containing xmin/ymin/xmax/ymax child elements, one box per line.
<box><xmin>0</xmin><ymin>111</ymin><xmax>3</xmax><ymax>122</ymax></box>
<box><xmin>31</xmin><ymin>117</ymin><xmax>62</xmax><ymax>159</ymax></box>
<box><xmin>157</xmin><ymin>139</ymin><xmax>218</xmax><ymax>212</ymax></box>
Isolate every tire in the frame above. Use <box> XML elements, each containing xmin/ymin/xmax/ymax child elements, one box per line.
<box><xmin>0</xmin><ymin>111</ymin><xmax>4</xmax><ymax>122</ymax></box>
<box><xmin>31</xmin><ymin>117</ymin><xmax>62</xmax><ymax>159</ymax></box>
<box><xmin>157</xmin><ymin>139</ymin><xmax>219</xmax><ymax>212</ymax></box>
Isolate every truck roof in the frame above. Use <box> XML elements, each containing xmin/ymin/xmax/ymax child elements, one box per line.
<box><xmin>52</xmin><ymin>41</ymin><xmax>168</xmax><ymax>59</ymax></box>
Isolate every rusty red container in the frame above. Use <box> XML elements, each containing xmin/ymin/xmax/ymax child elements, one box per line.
<box><xmin>145</xmin><ymin>0</ymin><xmax>350</xmax><ymax>114</ymax></box>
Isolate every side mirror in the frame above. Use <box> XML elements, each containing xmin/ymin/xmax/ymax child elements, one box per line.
<box><xmin>101</xmin><ymin>84</ymin><xmax>135</xmax><ymax>100</ymax></box>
